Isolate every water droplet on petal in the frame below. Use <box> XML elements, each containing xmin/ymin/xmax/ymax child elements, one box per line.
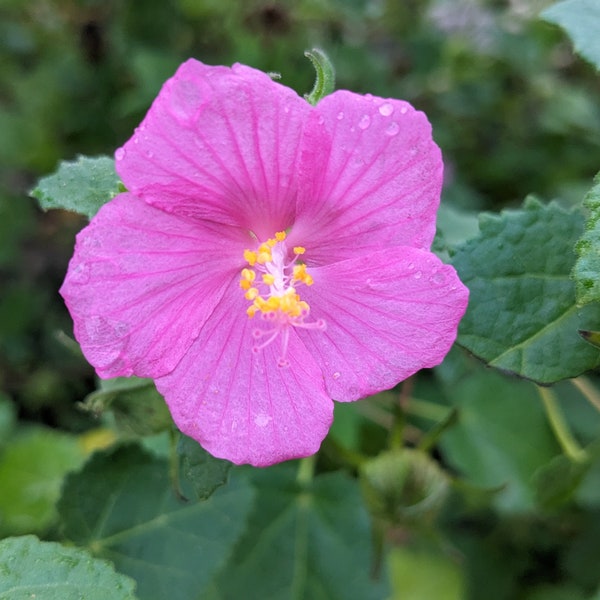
<box><xmin>379</xmin><ymin>103</ymin><xmax>394</xmax><ymax>117</ymax></box>
<box><xmin>358</xmin><ymin>114</ymin><xmax>371</xmax><ymax>130</ymax></box>
<box><xmin>146</xmin><ymin>150</ymin><xmax>154</xmax><ymax>159</ymax></box>
<box><xmin>317</xmin><ymin>115</ymin><xmax>325</xmax><ymax>125</ymax></box>
<box><xmin>407</xmin><ymin>262</ymin><xmax>415</xmax><ymax>271</ymax></box>
<box><xmin>115</xmin><ymin>148</ymin><xmax>125</xmax><ymax>161</ymax></box>
<box><xmin>333</xmin><ymin>372</ymin><xmax>341</xmax><ymax>380</ymax></box>
<box><xmin>385</xmin><ymin>122</ymin><xmax>400</xmax><ymax>136</ymax></box>
<box><xmin>414</xmin><ymin>271</ymin><xmax>422</xmax><ymax>280</ymax></box>
<box><xmin>169</xmin><ymin>78</ymin><xmax>201</xmax><ymax>122</ymax></box>
<box><xmin>254</xmin><ymin>413</ymin><xmax>271</xmax><ymax>427</ymax></box>
<box><xmin>400</xmin><ymin>105</ymin><xmax>408</xmax><ymax>114</ymax></box>
<box><xmin>70</xmin><ymin>263</ymin><xmax>90</xmax><ymax>284</ymax></box>
<box><xmin>430</xmin><ymin>272</ymin><xmax>445</xmax><ymax>285</ymax></box>
<box><xmin>337</xmin><ymin>111</ymin><xmax>344</xmax><ymax>120</ymax></box>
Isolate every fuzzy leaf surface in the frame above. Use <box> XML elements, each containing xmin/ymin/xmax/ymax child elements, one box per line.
<box><xmin>58</xmin><ymin>444</ymin><xmax>253</xmax><ymax>600</ymax></box>
<box><xmin>572</xmin><ymin>175</ymin><xmax>600</xmax><ymax>305</ymax></box>
<box><xmin>453</xmin><ymin>199</ymin><xmax>600</xmax><ymax>383</ymax></box>
<box><xmin>542</xmin><ymin>0</ymin><xmax>600</xmax><ymax>70</ymax></box>
<box><xmin>30</xmin><ymin>155</ymin><xmax>121</xmax><ymax>219</ymax></box>
<box><xmin>0</xmin><ymin>535</ymin><xmax>138</xmax><ymax>600</ymax></box>
<box><xmin>207</xmin><ymin>465</ymin><xmax>389</xmax><ymax>600</ymax></box>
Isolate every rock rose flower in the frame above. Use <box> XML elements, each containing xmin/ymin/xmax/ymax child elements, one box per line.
<box><xmin>61</xmin><ymin>59</ymin><xmax>468</xmax><ymax>466</ymax></box>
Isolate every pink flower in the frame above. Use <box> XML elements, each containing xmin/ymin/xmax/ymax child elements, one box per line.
<box><xmin>60</xmin><ymin>59</ymin><xmax>468</xmax><ymax>466</ymax></box>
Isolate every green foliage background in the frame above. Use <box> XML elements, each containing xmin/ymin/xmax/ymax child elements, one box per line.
<box><xmin>4</xmin><ymin>0</ymin><xmax>600</xmax><ymax>598</ymax></box>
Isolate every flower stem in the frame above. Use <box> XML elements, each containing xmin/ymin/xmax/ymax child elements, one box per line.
<box><xmin>537</xmin><ymin>385</ymin><xmax>587</xmax><ymax>463</ymax></box>
<box><xmin>169</xmin><ymin>427</ymin><xmax>187</xmax><ymax>501</ymax></box>
<box><xmin>296</xmin><ymin>454</ymin><xmax>316</xmax><ymax>487</ymax></box>
<box><xmin>571</xmin><ymin>376</ymin><xmax>600</xmax><ymax>412</ymax></box>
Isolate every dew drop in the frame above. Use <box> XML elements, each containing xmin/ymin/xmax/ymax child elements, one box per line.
<box><xmin>379</xmin><ymin>103</ymin><xmax>394</xmax><ymax>117</ymax></box>
<box><xmin>400</xmin><ymin>105</ymin><xmax>408</xmax><ymax>114</ymax></box>
<box><xmin>337</xmin><ymin>111</ymin><xmax>344</xmax><ymax>120</ymax></box>
<box><xmin>414</xmin><ymin>271</ymin><xmax>422</xmax><ymax>280</ymax></box>
<box><xmin>407</xmin><ymin>262</ymin><xmax>415</xmax><ymax>271</ymax></box>
<box><xmin>169</xmin><ymin>78</ymin><xmax>201</xmax><ymax>122</ymax></box>
<box><xmin>385</xmin><ymin>122</ymin><xmax>400</xmax><ymax>136</ymax></box>
<box><xmin>254</xmin><ymin>413</ymin><xmax>271</xmax><ymax>427</ymax></box>
<box><xmin>317</xmin><ymin>115</ymin><xmax>325</xmax><ymax>125</ymax></box>
<box><xmin>70</xmin><ymin>263</ymin><xmax>90</xmax><ymax>284</ymax></box>
<box><xmin>333</xmin><ymin>372</ymin><xmax>341</xmax><ymax>380</ymax></box>
<box><xmin>115</xmin><ymin>148</ymin><xmax>126</xmax><ymax>161</ymax></box>
<box><xmin>358</xmin><ymin>114</ymin><xmax>371</xmax><ymax>130</ymax></box>
<box><xmin>146</xmin><ymin>150</ymin><xmax>154</xmax><ymax>159</ymax></box>
<box><xmin>430</xmin><ymin>272</ymin><xmax>445</xmax><ymax>285</ymax></box>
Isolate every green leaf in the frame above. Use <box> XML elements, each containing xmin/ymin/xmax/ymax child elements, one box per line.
<box><xmin>439</xmin><ymin>368</ymin><xmax>561</xmax><ymax>512</ymax></box>
<box><xmin>0</xmin><ymin>535</ymin><xmax>138</xmax><ymax>600</ymax></box>
<box><xmin>209</xmin><ymin>465</ymin><xmax>389</xmax><ymax>599</ymax></box>
<box><xmin>82</xmin><ymin>377</ymin><xmax>172</xmax><ymax>436</ymax></box>
<box><xmin>177</xmin><ymin>433</ymin><xmax>231</xmax><ymax>500</ymax></box>
<box><xmin>388</xmin><ymin>546</ymin><xmax>465</xmax><ymax>600</ymax></box>
<box><xmin>304</xmin><ymin>48</ymin><xmax>336</xmax><ymax>105</ymax></box>
<box><xmin>0</xmin><ymin>428</ymin><xmax>86</xmax><ymax>536</ymax></box>
<box><xmin>573</xmin><ymin>174</ymin><xmax>600</xmax><ymax>305</ymax></box>
<box><xmin>533</xmin><ymin>453</ymin><xmax>590</xmax><ymax>510</ymax></box>
<box><xmin>542</xmin><ymin>0</ymin><xmax>600</xmax><ymax>71</ymax></box>
<box><xmin>58</xmin><ymin>444</ymin><xmax>253</xmax><ymax>600</ymax></box>
<box><xmin>30</xmin><ymin>155</ymin><xmax>121</xmax><ymax>219</ymax></box>
<box><xmin>453</xmin><ymin>198</ymin><xmax>600</xmax><ymax>383</ymax></box>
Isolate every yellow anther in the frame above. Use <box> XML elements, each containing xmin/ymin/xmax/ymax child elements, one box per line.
<box><xmin>292</xmin><ymin>264</ymin><xmax>314</xmax><ymax>286</ymax></box>
<box><xmin>257</xmin><ymin>252</ymin><xmax>271</xmax><ymax>264</ymax></box>
<box><xmin>241</xmin><ymin>268</ymin><xmax>255</xmax><ymax>282</ymax></box>
<box><xmin>244</xmin><ymin>250</ymin><xmax>257</xmax><ymax>266</ymax></box>
<box><xmin>241</xmin><ymin>231</ymin><xmax>315</xmax><ymax>324</ymax></box>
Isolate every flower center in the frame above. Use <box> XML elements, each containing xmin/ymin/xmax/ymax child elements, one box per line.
<box><xmin>240</xmin><ymin>231</ymin><xmax>325</xmax><ymax>367</ymax></box>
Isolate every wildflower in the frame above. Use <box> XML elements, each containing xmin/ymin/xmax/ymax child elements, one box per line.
<box><xmin>61</xmin><ymin>59</ymin><xmax>468</xmax><ymax>466</ymax></box>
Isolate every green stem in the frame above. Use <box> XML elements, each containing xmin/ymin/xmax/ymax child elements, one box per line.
<box><xmin>571</xmin><ymin>376</ymin><xmax>600</xmax><ymax>412</ymax></box>
<box><xmin>169</xmin><ymin>428</ymin><xmax>187</xmax><ymax>501</ymax></box>
<box><xmin>296</xmin><ymin>454</ymin><xmax>316</xmax><ymax>487</ymax></box>
<box><xmin>406</xmin><ymin>398</ymin><xmax>452</xmax><ymax>422</ymax></box>
<box><xmin>537</xmin><ymin>386</ymin><xmax>587</xmax><ymax>463</ymax></box>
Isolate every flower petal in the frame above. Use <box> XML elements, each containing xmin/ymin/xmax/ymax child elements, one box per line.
<box><xmin>60</xmin><ymin>193</ymin><xmax>244</xmax><ymax>379</ymax></box>
<box><xmin>155</xmin><ymin>279</ymin><xmax>333</xmax><ymax>467</ymax></box>
<box><xmin>297</xmin><ymin>247</ymin><xmax>469</xmax><ymax>400</ymax></box>
<box><xmin>290</xmin><ymin>91</ymin><xmax>443</xmax><ymax>264</ymax></box>
<box><xmin>116</xmin><ymin>59</ymin><xmax>310</xmax><ymax>238</ymax></box>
